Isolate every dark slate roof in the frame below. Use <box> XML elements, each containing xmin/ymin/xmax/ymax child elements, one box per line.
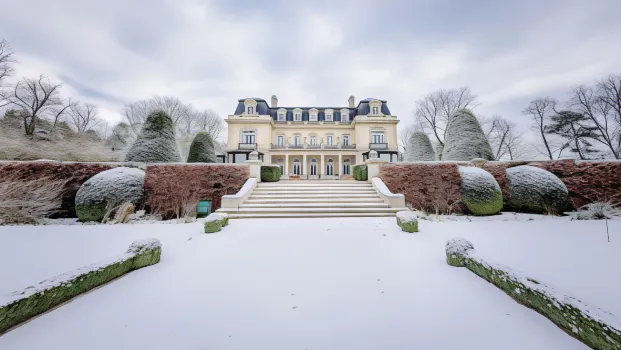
<box><xmin>233</xmin><ymin>98</ymin><xmax>391</xmax><ymax>121</ymax></box>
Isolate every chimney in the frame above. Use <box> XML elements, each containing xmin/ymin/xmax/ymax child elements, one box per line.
<box><xmin>348</xmin><ymin>95</ymin><xmax>355</xmax><ymax>108</ymax></box>
<box><xmin>271</xmin><ymin>95</ymin><xmax>278</xmax><ymax>108</ymax></box>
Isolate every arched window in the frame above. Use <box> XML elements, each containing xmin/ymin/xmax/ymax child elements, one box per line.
<box><xmin>343</xmin><ymin>159</ymin><xmax>351</xmax><ymax>175</ymax></box>
<box><xmin>326</xmin><ymin>159</ymin><xmax>334</xmax><ymax>176</ymax></box>
<box><xmin>310</xmin><ymin>158</ymin><xmax>318</xmax><ymax>176</ymax></box>
<box><xmin>293</xmin><ymin>159</ymin><xmax>301</xmax><ymax>175</ymax></box>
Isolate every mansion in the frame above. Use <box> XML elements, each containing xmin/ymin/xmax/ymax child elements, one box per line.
<box><xmin>225</xmin><ymin>95</ymin><xmax>399</xmax><ymax>179</ymax></box>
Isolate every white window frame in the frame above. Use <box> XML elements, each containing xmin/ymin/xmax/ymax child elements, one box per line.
<box><xmin>342</xmin><ymin>135</ymin><xmax>349</xmax><ymax>145</ymax></box>
<box><xmin>369</xmin><ymin>100</ymin><xmax>383</xmax><ymax>116</ymax></box>
<box><xmin>326</xmin><ymin>135</ymin><xmax>333</xmax><ymax>145</ymax></box>
<box><xmin>243</xmin><ymin>99</ymin><xmax>258</xmax><ymax>116</ymax></box>
<box><xmin>371</xmin><ymin>131</ymin><xmax>384</xmax><ymax>144</ymax></box>
<box><xmin>241</xmin><ymin>130</ymin><xmax>256</xmax><ymax>144</ymax></box>
<box><xmin>293</xmin><ymin>108</ymin><xmax>302</xmax><ymax>122</ymax></box>
<box><xmin>277</xmin><ymin>135</ymin><xmax>284</xmax><ymax>145</ymax></box>
<box><xmin>294</xmin><ymin>135</ymin><xmax>301</xmax><ymax>145</ymax></box>
<box><xmin>325</xmin><ymin>109</ymin><xmax>333</xmax><ymax>122</ymax></box>
<box><xmin>309</xmin><ymin>108</ymin><xmax>318</xmax><ymax>122</ymax></box>
<box><xmin>340</xmin><ymin>109</ymin><xmax>349</xmax><ymax>122</ymax></box>
<box><xmin>309</xmin><ymin>135</ymin><xmax>317</xmax><ymax>145</ymax></box>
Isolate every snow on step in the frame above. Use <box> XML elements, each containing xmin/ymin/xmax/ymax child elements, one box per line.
<box><xmin>240</xmin><ymin>203</ymin><xmax>390</xmax><ymax>208</ymax></box>
<box><xmin>244</xmin><ymin>198</ymin><xmax>384</xmax><ymax>204</ymax></box>
<box><xmin>227</xmin><ymin>212</ymin><xmax>399</xmax><ymax>219</ymax></box>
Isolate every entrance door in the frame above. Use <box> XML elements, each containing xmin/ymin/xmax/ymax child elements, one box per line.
<box><xmin>277</xmin><ymin>158</ymin><xmax>284</xmax><ymax>175</ymax></box>
<box><xmin>310</xmin><ymin>158</ymin><xmax>317</xmax><ymax>175</ymax></box>
<box><xmin>293</xmin><ymin>159</ymin><xmax>301</xmax><ymax>175</ymax></box>
<box><xmin>326</xmin><ymin>159</ymin><xmax>334</xmax><ymax>176</ymax></box>
<box><xmin>343</xmin><ymin>159</ymin><xmax>350</xmax><ymax>175</ymax></box>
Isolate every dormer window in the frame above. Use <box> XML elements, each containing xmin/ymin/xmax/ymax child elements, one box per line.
<box><xmin>277</xmin><ymin>108</ymin><xmax>287</xmax><ymax>121</ymax></box>
<box><xmin>325</xmin><ymin>109</ymin><xmax>333</xmax><ymax>122</ymax></box>
<box><xmin>293</xmin><ymin>108</ymin><xmax>302</xmax><ymax>121</ymax></box>
<box><xmin>278</xmin><ymin>113</ymin><xmax>285</xmax><ymax>121</ymax></box>
<box><xmin>243</xmin><ymin>99</ymin><xmax>258</xmax><ymax>116</ymax></box>
<box><xmin>369</xmin><ymin>100</ymin><xmax>382</xmax><ymax>116</ymax></box>
<box><xmin>341</xmin><ymin>109</ymin><xmax>349</xmax><ymax>122</ymax></box>
<box><xmin>309</xmin><ymin>108</ymin><xmax>318</xmax><ymax>122</ymax></box>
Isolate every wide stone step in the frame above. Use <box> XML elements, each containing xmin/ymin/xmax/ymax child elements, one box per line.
<box><xmin>227</xmin><ymin>212</ymin><xmax>398</xmax><ymax>219</ymax></box>
<box><xmin>240</xmin><ymin>202</ymin><xmax>390</xmax><ymax>208</ymax></box>
<box><xmin>218</xmin><ymin>207</ymin><xmax>407</xmax><ymax>214</ymax></box>
<box><xmin>244</xmin><ymin>198</ymin><xmax>385</xmax><ymax>204</ymax></box>
<box><xmin>256</xmin><ymin>183</ymin><xmax>371</xmax><ymax>187</ymax></box>
<box><xmin>253</xmin><ymin>190</ymin><xmax>377</xmax><ymax>195</ymax></box>
<box><xmin>249</xmin><ymin>193</ymin><xmax>381</xmax><ymax>199</ymax></box>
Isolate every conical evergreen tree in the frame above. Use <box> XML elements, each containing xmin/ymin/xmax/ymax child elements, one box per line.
<box><xmin>187</xmin><ymin>132</ymin><xmax>217</xmax><ymax>163</ymax></box>
<box><xmin>404</xmin><ymin>131</ymin><xmax>435</xmax><ymax>161</ymax></box>
<box><xmin>125</xmin><ymin>110</ymin><xmax>181</xmax><ymax>162</ymax></box>
<box><xmin>442</xmin><ymin>109</ymin><xmax>494</xmax><ymax>161</ymax></box>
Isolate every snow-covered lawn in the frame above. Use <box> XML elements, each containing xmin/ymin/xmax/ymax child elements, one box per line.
<box><xmin>0</xmin><ymin>215</ymin><xmax>619</xmax><ymax>349</ymax></box>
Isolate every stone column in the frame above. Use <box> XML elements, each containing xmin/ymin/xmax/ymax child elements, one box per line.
<box><xmin>338</xmin><ymin>153</ymin><xmax>343</xmax><ymax>179</ymax></box>
<box><xmin>320</xmin><ymin>154</ymin><xmax>325</xmax><ymax>176</ymax></box>
<box><xmin>246</xmin><ymin>151</ymin><xmax>263</xmax><ymax>182</ymax></box>
<box><xmin>302</xmin><ymin>153</ymin><xmax>307</xmax><ymax>175</ymax></box>
<box><xmin>285</xmin><ymin>154</ymin><xmax>289</xmax><ymax>176</ymax></box>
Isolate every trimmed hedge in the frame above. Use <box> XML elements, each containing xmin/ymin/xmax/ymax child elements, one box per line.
<box><xmin>396</xmin><ymin>211</ymin><xmax>419</xmax><ymax>233</ymax></box>
<box><xmin>204</xmin><ymin>212</ymin><xmax>229</xmax><ymax>233</ymax></box>
<box><xmin>187</xmin><ymin>132</ymin><xmax>217</xmax><ymax>163</ymax></box>
<box><xmin>0</xmin><ymin>238</ymin><xmax>161</xmax><ymax>334</ymax></box>
<box><xmin>261</xmin><ymin>165</ymin><xmax>281</xmax><ymax>182</ymax></box>
<box><xmin>353</xmin><ymin>164</ymin><xmax>368</xmax><ymax>181</ymax></box>
<box><xmin>458</xmin><ymin>166</ymin><xmax>503</xmax><ymax>216</ymax></box>
<box><xmin>445</xmin><ymin>238</ymin><xmax>621</xmax><ymax>350</ymax></box>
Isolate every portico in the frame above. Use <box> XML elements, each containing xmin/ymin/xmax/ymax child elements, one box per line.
<box><xmin>270</xmin><ymin>152</ymin><xmax>357</xmax><ymax>179</ymax></box>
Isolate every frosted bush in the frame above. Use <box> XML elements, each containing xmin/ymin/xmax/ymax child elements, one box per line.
<box><xmin>404</xmin><ymin>131</ymin><xmax>435</xmax><ymax>161</ymax></box>
<box><xmin>187</xmin><ymin>132</ymin><xmax>216</xmax><ymax>163</ymax></box>
<box><xmin>506</xmin><ymin>166</ymin><xmax>569</xmax><ymax>214</ymax></box>
<box><xmin>75</xmin><ymin>167</ymin><xmax>145</xmax><ymax>222</ymax></box>
<box><xmin>445</xmin><ymin>237</ymin><xmax>474</xmax><ymax>267</ymax></box>
<box><xmin>442</xmin><ymin>109</ymin><xmax>494</xmax><ymax>161</ymax></box>
<box><xmin>573</xmin><ymin>201</ymin><xmax>621</xmax><ymax>220</ymax></box>
<box><xmin>396</xmin><ymin>211</ymin><xmax>419</xmax><ymax>232</ymax></box>
<box><xmin>125</xmin><ymin>110</ymin><xmax>181</xmax><ymax>163</ymax></box>
<box><xmin>458</xmin><ymin>166</ymin><xmax>503</xmax><ymax>216</ymax></box>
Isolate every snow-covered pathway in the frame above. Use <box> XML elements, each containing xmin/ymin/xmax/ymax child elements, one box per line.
<box><xmin>1</xmin><ymin>217</ymin><xmax>618</xmax><ymax>350</ymax></box>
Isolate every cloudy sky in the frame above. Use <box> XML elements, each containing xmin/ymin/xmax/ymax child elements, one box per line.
<box><xmin>2</xmin><ymin>0</ymin><xmax>621</xmax><ymax>138</ymax></box>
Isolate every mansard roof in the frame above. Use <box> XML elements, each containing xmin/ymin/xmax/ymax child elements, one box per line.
<box><xmin>234</xmin><ymin>97</ymin><xmax>392</xmax><ymax>122</ymax></box>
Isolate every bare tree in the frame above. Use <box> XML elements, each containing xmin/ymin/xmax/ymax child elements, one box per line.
<box><xmin>123</xmin><ymin>95</ymin><xmax>192</xmax><ymax>134</ymax></box>
<box><xmin>10</xmin><ymin>75</ymin><xmax>70</xmax><ymax>135</ymax></box>
<box><xmin>594</xmin><ymin>75</ymin><xmax>621</xmax><ymax>158</ymax></box>
<box><xmin>484</xmin><ymin>115</ymin><xmax>529</xmax><ymax>160</ymax></box>
<box><xmin>194</xmin><ymin>108</ymin><xmax>225</xmax><ymax>140</ymax></box>
<box><xmin>0</xmin><ymin>39</ymin><xmax>17</xmax><ymax>108</ymax></box>
<box><xmin>414</xmin><ymin>87</ymin><xmax>478</xmax><ymax>145</ymax></box>
<box><xmin>523</xmin><ymin>97</ymin><xmax>560</xmax><ymax>160</ymax></box>
<box><xmin>69</xmin><ymin>102</ymin><xmax>101</xmax><ymax>133</ymax></box>
<box><xmin>398</xmin><ymin>124</ymin><xmax>416</xmax><ymax>154</ymax></box>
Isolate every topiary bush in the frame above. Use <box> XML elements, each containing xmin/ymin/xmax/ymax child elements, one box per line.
<box><xmin>404</xmin><ymin>131</ymin><xmax>435</xmax><ymax>161</ymax></box>
<box><xmin>352</xmin><ymin>164</ymin><xmax>368</xmax><ymax>181</ymax></box>
<box><xmin>124</xmin><ymin>110</ymin><xmax>181</xmax><ymax>163</ymax></box>
<box><xmin>187</xmin><ymin>132</ymin><xmax>217</xmax><ymax>163</ymax></box>
<box><xmin>506</xmin><ymin>165</ymin><xmax>569</xmax><ymax>214</ymax></box>
<box><xmin>442</xmin><ymin>109</ymin><xmax>494</xmax><ymax>161</ymax></box>
<box><xmin>458</xmin><ymin>166</ymin><xmax>503</xmax><ymax>216</ymax></box>
<box><xmin>261</xmin><ymin>165</ymin><xmax>281</xmax><ymax>182</ymax></box>
<box><xmin>396</xmin><ymin>211</ymin><xmax>419</xmax><ymax>233</ymax></box>
<box><xmin>75</xmin><ymin>167</ymin><xmax>145</xmax><ymax>222</ymax></box>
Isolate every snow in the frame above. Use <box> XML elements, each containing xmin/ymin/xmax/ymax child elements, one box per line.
<box><xmin>124</xmin><ymin>111</ymin><xmax>181</xmax><ymax>163</ymax></box>
<box><xmin>506</xmin><ymin>165</ymin><xmax>569</xmax><ymax>213</ymax></box>
<box><xmin>126</xmin><ymin>238</ymin><xmax>162</xmax><ymax>254</ymax></box>
<box><xmin>445</xmin><ymin>237</ymin><xmax>474</xmax><ymax>256</ymax></box>
<box><xmin>1</xmin><ymin>217</ymin><xmax>619</xmax><ymax>349</ymax></box>
<box><xmin>372</xmin><ymin>177</ymin><xmax>404</xmax><ymax>198</ymax></box>
<box><xmin>396</xmin><ymin>210</ymin><xmax>418</xmax><ymax>222</ymax></box>
<box><xmin>442</xmin><ymin>108</ymin><xmax>495</xmax><ymax>161</ymax></box>
<box><xmin>75</xmin><ymin>167</ymin><xmax>145</xmax><ymax>207</ymax></box>
<box><xmin>404</xmin><ymin>131</ymin><xmax>435</xmax><ymax>161</ymax></box>
<box><xmin>458</xmin><ymin>165</ymin><xmax>501</xmax><ymax>193</ymax></box>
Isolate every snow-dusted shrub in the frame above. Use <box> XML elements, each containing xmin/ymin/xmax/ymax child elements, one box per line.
<box><xmin>404</xmin><ymin>131</ymin><xmax>435</xmax><ymax>161</ymax></box>
<box><xmin>75</xmin><ymin>167</ymin><xmax>145</xmax><ymax>222</ymax></box>
<box><xmin>396</xmin><ymin>211</ymin><xmax>419</xmax><ymax>233</ymax></box>
<box><xmin>572</xmin><ymin>201</ymin><xmax>621</xmax><ymax>220</ymax></box>
<box><xmin>458</xmin><ymin>166</ymin><xmax>503</xmax><ymax>216</ymax></box>
<box><xmin>0</xmin><ymin>175</ymin><xmax>67</xmax><ymax>225</ymax></box>
<box><xmin>506</xmin><ymin>165</ymin><xmax>569</xmax><ymax>214</ymax></box>
<box><xmin>186</xmin><ymin>132</ymin><xmax>216</xmax><ymax>163</ymax></box>
<box><xmin>212</xmin><ymin>212</ymin><xmax>229</xmax><ymax>227</ymax></box>
<box><xmin>124</xmin><ymin>110</ymin><xmax>181</xmax><ymax>163</ymax></box>
<box><xmin>261</xmin><ymin>165</ymin><xmax>281</xmax><ymax>182</ymax></box>
<box><xmin>445</xmin><ymin>237</ymin><xmax>474</xmax><ymax>267</ymax></box>
<box><xmin>204</xmin><ymin>213</ymin><xmax>226</xmax><ymax>233</ymax></box>
<box><xmin>442</xmin><ymin>109</ymin><xmax>494</xmax><ymax>161</ymax></box>
<box><xmin>445</xmin><ymin>238</ymin><xmax>621</xmax><ymax>350</ymax></box>
<box><xmin>0</xmin><ymin>238</ymin><xmax>161</xmax><ymax>334</ymax></box>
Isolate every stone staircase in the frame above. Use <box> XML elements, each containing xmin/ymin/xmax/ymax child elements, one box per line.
<box><xmin>219</xmin><ymin>180</ymin><xmax>408</xmax><ymax>219</ymax></box>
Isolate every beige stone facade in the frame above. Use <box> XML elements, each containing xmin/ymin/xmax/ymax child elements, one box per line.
<box><xmin>225</xmin><ymin>96</ymin><xmax>399</xmax><ymax>179</ymax></box>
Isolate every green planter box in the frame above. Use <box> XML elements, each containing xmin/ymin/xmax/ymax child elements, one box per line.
<box><xmin>197</xmin><ymin>200</ymin><xmax>212</xmax><ymax>218</ymax></box>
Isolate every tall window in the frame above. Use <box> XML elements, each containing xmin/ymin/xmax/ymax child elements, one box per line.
<box><xmin>342</xmin><ymin>135</ymin><xmax>349</xmax><ymax>145</ymax></box>
<box><xmin>277</xmin><ymin>135</ymin><xmax>284</xmax><ymax>145</ymax></box>
<box><xmin>371</xmin><ymin>132</ymin><xmax>384</xmax><ymax>144</ymax></box>
<box><xmin>372</xmin><ymin>106</ymin><xmax>378</xmax><ymax>114</ymax></box>
<box><xmin>309</xmin><ymin>136</ymin><xmax>317</xmax><ymax>145</ymax></box>
<box><xmin>294</xmin><ymin>113</ymin><xmax>302</xmax><ymax>121</ymax></box>
<box><xmin>294</xmin><ymin>135</ymin><xmax>301</xmax><ymax>145</ymax></box>
<box><xmin>242</xmin><ymin>131</ymin><xmax>256</xmax><ymax>144</ymax></box>
<box><xmin>327</xmin><ymin>135</ymin><xmax>333</xmax><ymax>145</ymax></box>
<box><xmin>278</xmin><ymin>113</ymin><xmax>285</xmax><ymax>121</ymax></box>
<box><xmin>248</xmin><ymin>106</ymin><xmax>254</xmax><ymax>115</ymax></box>
<box><xmin>325</xmin><ymin>113</ymin><xmax>333</xmax><ymax>121</ymax></box>
<box><xmin>310</xmin><ymin>111</ymin><xmax>318</xmax><ymax>121</ymax></box>
<box><xmin>341</xmin><ymin>110</ymin><xmax>349</xmax><ymax>122</ymax></box>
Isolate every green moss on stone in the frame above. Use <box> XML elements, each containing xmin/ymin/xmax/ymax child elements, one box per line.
<box><xmin>462</xmin><ymin>190</ymin><xmax>503</xmax><ymax>216</ymax></box>
<box><xmin>397</xmin><ymin>217</ymin><xmax>418</xmax><ymax>233</ymax></box>
<box><xmin>204</xmin><ymin>220</ymin><xmax>222</xmax><ymax>233</ymax></box>
<box><xmin>75</xmin><ymin>203</ymin><xmax>108</xmax><ymax>222</ymax></box>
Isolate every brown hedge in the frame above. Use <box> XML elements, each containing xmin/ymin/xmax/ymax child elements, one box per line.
<box><xmin>143</xmin><ymin>164</ymin><xmax>249</xmax><ymax>219</ymax></box>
